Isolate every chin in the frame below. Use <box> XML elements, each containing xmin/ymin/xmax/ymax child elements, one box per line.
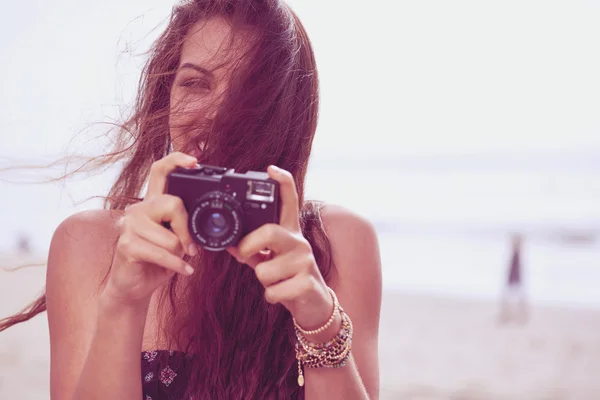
<box><xmin>170</xmin><ymin>143</ymin><xmax>203</xmax><ymax>160</ymax></box>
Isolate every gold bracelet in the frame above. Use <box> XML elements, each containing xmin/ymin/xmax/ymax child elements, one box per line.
<box><xmin>292</xmin><ymin>286</ymin><xmax>339</xmax><ymax>336</ymax></box>
<box><xmin>293</xmin><ymin>288</ymin><xmax>353</xmax><ymax>387</ymax></box>
<box><xmin>294</xmin><ymin>309</ymin><xmax>353</xmax><ymax>386</ymax></box>
<box><xmin>296</xmin><ymin>308</ymin><xmax>353</xmax><ymax>366</ymax></box>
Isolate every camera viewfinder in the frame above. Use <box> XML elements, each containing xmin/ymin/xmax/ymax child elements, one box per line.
<box><xmin>247</xmin><ymin>181</ymin><xmax>275</xmax><ymax>202</ymax></box>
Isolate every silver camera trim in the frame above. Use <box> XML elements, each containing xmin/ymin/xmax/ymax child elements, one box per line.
<box><xmin>246</xmin><ymin>180</ymin><xmax>275</xmax><ymax>203</ymax></box>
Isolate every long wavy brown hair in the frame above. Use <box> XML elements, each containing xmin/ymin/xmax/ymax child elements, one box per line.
<box><xmin>0</xmin><ymin>1</ymin><xmax>334</xmax><ymax>398</ymax></box>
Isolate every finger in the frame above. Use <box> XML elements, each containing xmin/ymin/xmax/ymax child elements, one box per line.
<box><xmin>145</xmin><ymin>194</ymin><xmax>197</xmax><ymax>256</ymax></box>
<box><xmin>227</xmin><ymin>246</ymin><xmax>272</xmax><ymax>269</ymax></box>
<box><xmin>254</xmin><ymin>252</ymin><xmax>301</xmax><ymax>287</ymax></box>
<box><xmin>267</xmin><ymin>165</ymin><xmax>301</xmax><ymax>232</ymax></box>
<box><xmin>263</xmin><ymin>275</ymin><xmax>319</xmax><ymax>305</ymax></box>
<box><xmin>131</xmin><ymin>214</ymin><xmax>186</xmax><ymax>258</ymax></box>
<box><xmin>146</xmin><ymin>152</ymin><xmax>197</xmax><ymax>200</ymax></box>
<box><xmin>236</xmin><ymin>224</ymin><xmax>296</xmax><ymax>263</ymax></box>
<box><xmin>227</xmin><ymin>247</ymin><xmax>259</xmax><ymax>268</ymax></box>
<box><xmin>118</xmin><ymin>233</ymin><xmax>194</xmax><ymax>276</ymax></box>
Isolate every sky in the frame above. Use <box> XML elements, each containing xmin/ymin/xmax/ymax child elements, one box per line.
<box><xmin>0</xmin><ymin>0</ymin><xmax>599</xmax><ymax>253</ymax></box>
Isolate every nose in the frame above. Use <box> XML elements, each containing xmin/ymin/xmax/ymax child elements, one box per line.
<box><xmin>205</xmin><ymin>104</ymin><xmax>218</xmax><ymax>122</ymax></box>
<box><xmin>204</xmin><ymin>84</ymin><xmax>228</xmax><ymax>122</ymax></box>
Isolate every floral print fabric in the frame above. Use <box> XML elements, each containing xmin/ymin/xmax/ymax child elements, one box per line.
<box><xmin>142</xmin><ymin>350</ymin><xmax>192</xmax><ymax>400</ymax></box>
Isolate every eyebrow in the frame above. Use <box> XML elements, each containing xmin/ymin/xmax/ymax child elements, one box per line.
<box><xmin>179</xmin><ymin>63</ymin><xmax>213</xmax><ymax>77</ymax></box>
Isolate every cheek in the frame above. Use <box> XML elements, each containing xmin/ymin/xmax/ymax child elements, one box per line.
<box><xmin>169</xmin><ymin>91</ymin><xmax>211</xmax><ymax>127</ymax></box>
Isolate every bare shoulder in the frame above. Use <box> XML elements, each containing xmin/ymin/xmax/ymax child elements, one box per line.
<box><xmin>319</xmin><ymin>202</ymin><xmax>381</xmax><ymax>292</ymax></box>
<box><xmin>47</xmin><ymin>209</ymin><xmax>123</xmax><ymax>289</ymax></box>
<box><xmin>53</xmin><ymin>208</ymin><xmax>123</xmax><ymax>244</ymax></box>
<box><xmin>320</xmin><ymin>203</ymin><xmax>378</xmax><ymax>241</ymax></box>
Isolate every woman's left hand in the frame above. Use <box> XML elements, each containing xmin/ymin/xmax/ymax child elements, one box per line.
<box><xmin>226</xmin><ymin>165</ymin><xmax>333</xmax><ymax>331</ymax></box>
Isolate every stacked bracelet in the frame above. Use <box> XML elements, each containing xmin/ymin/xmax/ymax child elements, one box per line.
<box><xmin>293</xmin><ymin>287</ymin><xmax>339</xmax><ymax>336</ymax></box>
<box><xmin>292</xmin><ymin>286</ymin><xmax>353</xmax><ymax>387</ymax></box>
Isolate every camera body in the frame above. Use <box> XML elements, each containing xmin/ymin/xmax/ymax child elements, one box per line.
<box><xmin>166</xmin><ymin>164</ymin><xmax>280</xmax><ymax>251</ymax></box>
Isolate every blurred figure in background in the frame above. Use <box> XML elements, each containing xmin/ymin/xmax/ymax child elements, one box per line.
<box><xmin>16</xmin><ymin>233</ymin><xmax>32</xmax><ymax>256</ymax></box>
<box><xmin>499</xmin><ymin>234</ymin><xmax>529</xmax><ymax>324</ymax></box>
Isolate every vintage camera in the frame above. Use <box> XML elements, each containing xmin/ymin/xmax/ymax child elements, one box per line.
<box><xmin>166</xmin><ymin>164</ymin><xmax>280</xmax><ymax>251</ymax></box>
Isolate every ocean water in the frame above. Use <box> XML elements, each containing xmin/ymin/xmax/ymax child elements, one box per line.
<box><xmin>378</xmin><ymin>231</ymin><xmax>600</xmax><ymax>309</ymax></box>
<box><xmin>304</xmin><ymin>162</ymin><xmax>600</xmax><ymax>309</ymax></box>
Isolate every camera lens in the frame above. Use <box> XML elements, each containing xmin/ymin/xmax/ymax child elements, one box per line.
<box><xmin>189</xmin><ymin>191</ymin><xmax>243</xmax><ymax>251</ymax></box>
<box><xmin>203</xmin><ymin>212</ymin><xmax>229</xmax><ymax>238</ymax></box>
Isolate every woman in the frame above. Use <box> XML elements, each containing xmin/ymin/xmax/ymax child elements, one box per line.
<box><xmin>1</xmin><ymin>1</ymin><xmax>381</xmax><ymax>399</ymax></box>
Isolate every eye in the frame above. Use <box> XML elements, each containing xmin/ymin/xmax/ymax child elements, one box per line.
<box><xmin>180</xmin><ymin>79</ymin><xmax>211</xmax><ymax>91</ymax></box>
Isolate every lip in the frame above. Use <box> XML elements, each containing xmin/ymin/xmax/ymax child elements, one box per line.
<box><xmin>191</xmin><ymin>141</ymin><xmax>205</xmax><ymax>160</ymax></box>
<box><xmin>190</xmin><ymin>148</ymin><xmax>202</xmax><ymax>160</ymax></box>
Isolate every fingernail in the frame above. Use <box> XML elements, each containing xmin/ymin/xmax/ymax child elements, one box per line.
<box><xmin>269</xmin><ymin>165</ymin><xmax>280</xmax><ymax>173</ymax></box>
<box><xmin>184</xmin><ymin>264</ymin><xmax>195</xmax><ymax>275</ymax></box>
<box><xmin>187</xmin><ymin>243</ymin><xmax>198</xmax><ymax>256</ymax></box>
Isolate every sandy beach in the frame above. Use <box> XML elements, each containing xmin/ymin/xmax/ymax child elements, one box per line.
<box><xmin>1</xmin><ymin>255</ymin><xmax>600</xmax><ymax>400</ymax></box>
<box><xmin>378</xmin><ymin>294</ymin><xmax>600</xmax><ymax>400</ymax></box>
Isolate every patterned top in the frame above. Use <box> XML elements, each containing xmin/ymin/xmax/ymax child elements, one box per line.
<box><xmin>142</xmin><ymin>350</ymin><xmax>193</xmax><ymax>400</ymax></box>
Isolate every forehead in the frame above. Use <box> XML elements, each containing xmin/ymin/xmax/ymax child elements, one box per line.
<box><xmin>179</xmin><ymin>17</ymin><xmax>253</xmax><ymax>70</ymax></box>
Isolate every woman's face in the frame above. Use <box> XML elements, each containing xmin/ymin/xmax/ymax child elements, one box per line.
<box><xmin>169</xmin><ymin>17</ymin><xmax>250</xmax><ymax>158</ymax></box>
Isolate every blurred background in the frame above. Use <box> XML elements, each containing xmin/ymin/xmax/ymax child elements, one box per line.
<box><xmin>1</xmin><ymin>0</ymin><xmax>599</xmax><ymax>399</ymax></box>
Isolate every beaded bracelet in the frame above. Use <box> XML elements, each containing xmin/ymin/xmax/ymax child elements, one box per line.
<box><xmin>296</xmin><ymin>309</ymin><xmax>353</xmax><ymax>365</ymax></box>
<box><xmin>293</xmin><ymin>287</ymin><xmax>353</xmax><ymax>387</ymax></box>
<box><xmin>292</xmin><ymin>286</ymin><xmax>339</xmax><ymax>336</ymax></box>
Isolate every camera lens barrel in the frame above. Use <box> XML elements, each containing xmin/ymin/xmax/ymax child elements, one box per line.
<box><xmin>189</xmin><ymin>191</ymin><xmax>243</xmax><ymax>251</ymax></box>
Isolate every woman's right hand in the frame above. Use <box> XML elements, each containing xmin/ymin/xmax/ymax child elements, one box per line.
<box><xmin>102</xmin><ymin>152</ymin><xmax>200</xmax><ymax>306</ymax></box>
